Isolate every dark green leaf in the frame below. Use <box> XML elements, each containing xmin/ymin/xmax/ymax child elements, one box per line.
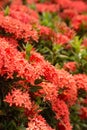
<box><xmin>18</xmin><ymin>124</ymin><xmax>26</xmax><ymax>130</ymax></box>
<box><xmin>34</xmin><ymin>78</ymin><xmax>43</xmax><ymax>85</ymax></box>
<box><xmin>30</xmin><ymin>85</ymin><xmax>42</xmax><ymax>92</ymax></box>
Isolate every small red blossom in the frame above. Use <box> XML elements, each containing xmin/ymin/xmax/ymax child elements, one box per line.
<box><xmin>56</xmin><ymin>22</ymin><xmax>75</xmax><ymax>39</ymax></box>
<box><xmin>0</xmin><ymin>14</ymin><xmax>38</xmax><ymax>42</ymax></box>
<box><xmin>10</xmin><ymin>4</ymin><xmax>39</xmax><ymax>19</ymax></box>
<box><xmin>27</xmin><ymin>115</ymin><xmax>55</xmax><ymax>130</ymax></box>
<box><xmin>52</xmin><ymin>98</ymin><xmax>72</xmax><ymax>130</ymax></box>
<box><xmin>0</xmin><ymin>0</ymin><xmax>10</xmax><ymax>8</ymax></box>
<box><xmin>54</xmin><ymin>0</ymin><xmax>71</xmax><ymax>9</ymax></box>
<box><xmin>60</xmin><ymin>9</ymin><xmax>78</xmax><ymax>20</ymax></box>
<box><xmin>55</xmin><ymin>33</ymin><xmax>69</xmax><ymax>45</ymax></box>
<box><xmin>79</xmin><ymin>107</ymin><xmax>87</xmax><ymax>119</ymax></box>
<box><xmin>74</xmin><ymin>74</ymin><xmax>87</xmax><ymax>91</ymax></box>
<box><xmin>10</xmin><ymin>0</ymin><xmax>22</xmax><ymax>6</ymax></box>
<box><xmin>35</xmin><ymin>82</ymin><xmax>58</xmax><ymax>102</ymax></box>
<box><xmin>71</xmin><ymin>15</ymin><xmax>87</xmax><ymax>30</ymax></box>
<box><xmin>30</xmin><ymin>51</ymin><xmax>77</xmax><ymax>105</ymax></box>
<box><xmin>9</xmin><ymin>10</ymin><xmax>39</xmax><ymax>25</ymax></box>
<box><xmin>36</xmin><ymin>3</ymin><xmax>59</xmax><ymax>13</ymax></box>
<box><xmin>71</xmin><ymin>1</ymin><xmax>87</xmax><ymax>13</ymax></box>
<box><xmin>0</xmin><ymin>37</ymin><xmax>40</xmax><ymax>82</ymax></box>
<box><xmin>57</xmin><ymin>69</ymin><xmax>77</xmax><ymax>105</ymax></box>
<box><xmin>4</xmin><ymin>89</ymin><xmax>32</xmax><ymax>110</ymax></box>
<box><xmin>63</xmin><ymin>61</ymin><xmax>77</xmax><ymax>72</ymax></box>
<box><xmin>82</xmin><ymin>38</ymin><xmax>87</xmax><ymax>48</ymax></box>
<box><xmin>39</xmin><ymin>26</ymin><xmax>55</xmax><ymax>41</ymax></box>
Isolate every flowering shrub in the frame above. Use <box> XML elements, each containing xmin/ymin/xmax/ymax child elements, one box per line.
<box><xmin>0</xmin><ymin>0</ymin><xmax>87</xmax><ymax>130</ymax></box>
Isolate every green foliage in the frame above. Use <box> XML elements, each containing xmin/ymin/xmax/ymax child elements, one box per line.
<box><xmin>30</xmin><ymin>85</ymin><xmax>42</xmax><ymax>93</ymax></box>
<box><xmin>40</xmin><ymin>102</ymin><xmax>57</xmax><ymax>129</ymax></box>
<box><xmin>0</xmin><ymin>76</ymin><xmax>28</xmax><ymax>130</ymax></box>
<box><xmin>4</xmin><ymin>6</ymin><xmax>9</xmax><ymax>16</ymax></box>
<box><xmin>34</xmin><ymin>78</ymin><xmax>43</xmax><ymax>85</ymax></box>
<box><xmin>24</xmin><ymin>43</ymin><xmax>33</xmax><ymax>60</ymax></box>
<box><xmin>28</xmin><ymin>3</ymin><xmax>36</xmax><ymax>10</ymax></box>
<box><xmin>22</xmin><ymin>0</ymin><xmax>27</xmax><ymax>5</ymax></box>
<box><xmin>70</xmin><ymin>104</ymin><xmax>87</xmax><ymax>130</ymax></box>
<box><xmin>38</xmin><ymin>0</ymin><xmax>49</xmax><ymax>3</ymax></box>
<box><xmin>40</xmin><ymin>12</ymin><xmax>58</xmax><ymax>29</ymax></box>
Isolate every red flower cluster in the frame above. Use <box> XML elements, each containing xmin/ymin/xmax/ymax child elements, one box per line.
<box><xmin>79</xmin><ymin>107</ymin><xmax>87</xmax><ymax>119</ymax></box>
<box><xmin>63</xmin><ymin>61</ymin><xmax>77</xmax><ymax>72</ymax></box>
<box><xmin>36</xmin><ymin>3</ymin><xmax>59</xmax><ymax>13</ymax></box>
<box><xmin>27</xmin><ymin>115</ymin><xmax>55</xmax><ymax>130</ymax></box>
<box><xmin>74</xmin><ymin>74</ymin><xmax>87</xmax><ymax>91</ymax></box>
<box><xmin>52</xmin><ymin>98</ymin><xmax>72</xmax><ymax>130</ymax></box>
<box><xmin>4</xmin><ymin>88</ymin><xmax>32</xmax><ymax>110</ymax></box>
<box><xmin>71</xmin><ymin>15</ymin><xmax>87</xmax><ymax>30</ymax></box>
<box><xmin>0</xmin><ymin>37</ymin><xmax>39</xmax><ymax>82</ymax></box>
<box><xmin>0</xmin><ymin>0</ymin><xmax>87</xmax><ymax>130</ymax></box>
<box><xmin>30</xmin><ymin>51</ymin><xmax>77</xmax><ymax>106</ymax></box>
<box><xmin>0</xmin><ymin>14</ymin><xmax>38</xmax><ymax>42</ymax></box>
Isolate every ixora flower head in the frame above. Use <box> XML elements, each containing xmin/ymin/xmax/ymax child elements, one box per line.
<box><xmin>26</xmin><ymin>115</ymin><xmax>55</xmax><ymax>130</ymax></box>
<box><xmin>63</xmin><ymin>61</ymin><xmax>77</xmax><ymax>72</ymax></box>
<box><xmin>4</xmin><ymin>88</ymin><xmax>32</xmax><ymax>110</ymax></box>
<box><xmin>52</xmin><ymin>98</ymin><xmax>72</xmax><ymax>130</ymax></box>
<box><xmin>30</xmin><ymin>51</ymin><xmax>77</xmax><ymax>105</ymax></box>
<box><xmin>74</xmin><ymin>74</ymin><xmax>87</xmax><ymax>91</ymax></box>
<box><xmin>0</xmin><ymin>37</ymin><xmax>41</xmax><ymax>82</ymax></box>
<box><xmin>36</xmin><ymin>3</ymin><xmax>59</xmax><ymax>13</ymax></box>
<box><xmin>79</xmin><ymin>107</ymin><xmax>87</xmax><ymax>120</ymax></box>
<box><xmin>0</xmin><ymin>13</ymin><xmax>38</xmax><ymax>42</ymax></box>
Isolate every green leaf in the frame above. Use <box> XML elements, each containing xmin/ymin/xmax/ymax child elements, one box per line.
<box><xmin>29</xmin><ymin>3</ymin><xmax>36</xmax><ymax>10</ymax></box>
<box><xmin>4</xmin><ymin>6</ymin><xmax>9</xmax><ymax>16</ymax></box>
<box><xmin>18</xmin><ymin>124</ymin><xmax>26</xmax><ymax>130</ymax></box>
<box><xmin>34</xmin><ymin>78</ymin><xmax>43</xmax><ymax>85</ymax></box>
<box><xmin>36</xmin><ymin>97</ymin><xmax>42</xmax><ymax>105</ymax></box>
<box><xmin>30</xmin><ymin>85</ymin><xmax>42</xmax><ymax>92</ymax></box>
<box><xmin>7</xmin><ymin>120</ymin><xmax>17</xmax><ymax>129</ymax></box>
<box><xmin>25</xmin><ymin>43</ymin><xmax>33</xmax><ymax>60</ymax></box>
<box><xmin>22</xmin><ymin>0</ymin><xmax>27</xmax><ymax>5</ymax></box>
<box><xmin>53</xmin><ymin>44</ymin><xmax>62</xmax><ymax>52</ymax></box>
<box><xmin>71</xmin><ymin>36</ymin><xmax>82</xmax><ymax>54</ymax></box>
<box><xmin>40</xmin><ymin>12</ymin><xmax>55</xmax><ymax>28</ymax></box>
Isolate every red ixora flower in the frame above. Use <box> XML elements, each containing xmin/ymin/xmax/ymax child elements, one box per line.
<box><xmin>79</xmin><ymin>107</ymin><xmax>87</xmax><ymax>119</ymax></box>
<box><xmin>36</xmin><ymin>3</ymin><xmax>59</xmax><ymax>13</ymax></box>
<box><xmin>30</xmin><ymin>51</ymin><xmax>77</xmax><ymax>105</ymax></box>
<box><xmin>70</xmin><ymin>1</ymin><xmax>87</xmax><ymax>13</ymax></box>
<box><xmin>56</xmin><ymin>22</ymin><xmax>75</xmax><ymax>40</ymax></box>
<box><xmin>63</xmin><ymin>61</ymin><xmax>77</xmax><ymax>72</ymax></box>
<box><xmin>34</xmin><ymin>82</ymin><xmax>58</xmax><ymax>102</ymax></box>
<box><xmin>71</xmin><ymin>15</ymin><xmax>87</xmax><ymax>30</ymax></box>
<box><xmin>27</xmin><ymin>115</ymin><xmax>55</xmax><ymax>130</ymax></box>
<box><xmin>54</xmin><ymin>33</ymin><xmax>70</xmax><ymax>45</ymax></box>
<box><xmin>74</xmin><ymin>74</ymin><xmax>87</xmax><ymax>91</ymax></box>
<box><xmin>4</xmin><ymin>88</ymin><xmax>32</xmax><ymax>110</ymax></box>
<box><xmin>52</xmin><ymin>98</ymin><xmax>72</xmax><ymax>130</ymax></box>
<box><xmin>0</xmin><ymin>13</ymin><xmax>38</xmax><ymax>42</ymax></box>
<box><xmin>60</xmin><ymin>9</ymin><xmax>78</xmax><ymax>20</ymax></box>
<box><xmin>0</xmin><ymin>37</ymin><xmax>40</xmax><ymax>83</ymax></box>
<box><xmin>10</xmin><ymin>4</ymin><xmax>39</xmax><ymax>19</ymax></box>
<box><xmin>9</xmin><ymin>9</ymin><xmax>39</xmax><ymax>25</ymax></box>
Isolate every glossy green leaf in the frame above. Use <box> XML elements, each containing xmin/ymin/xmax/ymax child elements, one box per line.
<box><xmin>4</xmin><ymin>6</ymin><xmax>9</xmax><ymax>16</ymax></box>
<box><xmin>25</xmin><ymin>43</ymin><xmax>33</xmax><ymax>60</ymax></box>
<box><xmin>34</xmin><ymin>78</ymin><xmax>43</xmax><ymax>85</ymax></box>
<box><xmin>30</xmin><ymin>85</ymin><xmax>42</xmax><ymax>92</ymax></box>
